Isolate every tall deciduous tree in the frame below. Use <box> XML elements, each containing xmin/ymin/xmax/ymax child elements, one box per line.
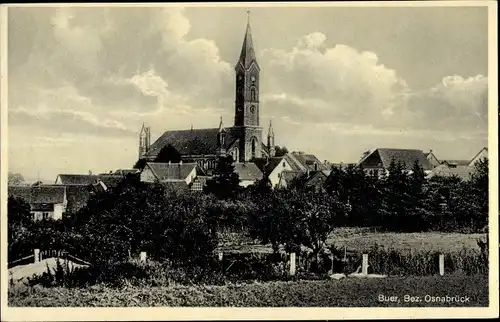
<box><xmin>8</xmin><ymin>172</ymin><xmax>25</xmax><ymax>185</ymax></box>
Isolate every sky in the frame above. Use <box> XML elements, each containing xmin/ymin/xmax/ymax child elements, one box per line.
<box><xmin>6</xmin><ymin>5</ymin><xmax>489</xmax><ymax>182</ymax></box>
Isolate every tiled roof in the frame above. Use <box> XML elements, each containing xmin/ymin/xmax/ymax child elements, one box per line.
<box><xmin>65</xmin><ymin>185</ymin><xmax>93</xmax><ymax>214</ymax></box>
<box><xmin>56</xmin><ymin>174</ymin><xmax>124</xmax><ymax>187</ymax></box>
<box><xmin>284</xmin><ymin>152</ymin><xmax>326</xmax><ymax>172</ymax></box>
<box><xmin>146</xmin><ymin>128</ymin><xmax>237</xmax><ymax>158</ymax></box>
<box><xmin>145</xmin><ymin>162</ymin><xmax>197</xmax><ymax>181</ymax></box>
<box><xmin>253</xmin><ymin>157</ymin><xmax>285</xmax><ymax>174</ymax></box>
<box><xmin>279</xmin><ymin>170</ymin><xmax>303</xmax><ymax>183</ymax></box>
<box><xmin>233</xmin><ymin>163</ymin><xmax>263</xmax><ymax>181</ymax></box>
<box><xmin>441</xmin><ymin>160</ymin><xmax>470</xmax><ymax>166</ymax></box>
<box><xmin>360</xmin><ymin>148</ymin><xmax>433</xmax><ymax>171</ymax></box>
<box><xmin>427</xmin><ymin>164</ymin><xmax>474</xmax><ymax>181</ymax></box>
<box><xmin>8</xmin><ymin>185</ymin><xmax>66</xmax><ymax>204</ymax></box>
<box><xmin>113</xmin><ymin>169</ymin><xmax>140</xmax><ymax>175</ymax></box>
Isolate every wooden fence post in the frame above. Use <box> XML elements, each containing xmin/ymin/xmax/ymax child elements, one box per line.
<box><xmin>362</xmin><ymin>254</ymin><xmax>368</xmax><ymax>275</ymax></box>
<box><xmin>34</xmin><ymin>249</ymin><xmax>40</xmax><ymax>263</ymax></box>
<box><xmin>290</xmin><ymin>252</ymin><xmax>296</xmax><ymax>276</ymax></box>
<box><xmin>439</xmin><ymin>254</ymin><xmax>444</xmax><ymax>276</ymax></box>
<box><xmin>140</xmin><ymin>251</ymin><xmax>147</xmax><ymax>262</ymax></box>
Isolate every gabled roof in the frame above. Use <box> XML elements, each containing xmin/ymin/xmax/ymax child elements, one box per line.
<box><xmin>145</xmin><ymin>128</ymin><xmax>238</xmax><ymax>159</ymax></box>
<box><xmin>278</xmin><ymin>170</ymin><xmax>303</xmax><ymax>185</ymax></box>
<box><xmin>469</xmin><ymin>147</ymin><xmax>488</xmax><ymax>164</ymax></box>
<box><xmin>359</xmin><ymin>148</ymin><xmax>433</xmax><ymax>171</ymax></box>
<box><xmin>284</xmin><ymin>152</ymin><xmax>325</xmax><ymax>172</ymax></box>
<box><xmin>145</xmin><ymin>162</ymin><xmax>197</xmax><ymax>181</ymax></box>
<box><xmin>426</xmin><ymin>164</ymin><xmax>474</xmax><ymax>181</ymax></box>
<box><xmin>236</xmin><ymin>19</ymin><xmax>259</xmax><ymax>70</ymax></box>
<box><xmin>233</xmin><ymin>163</ymin><xmax>263</xmax><ymax>181</ymax></box>
<box><xmin>8</xmin><ymin>185</ymin><xmax>66</xmax><ymax>204</ymax></box>
<box><xmin>113</xmin><ymin>169</ymin><xmax>140</xmax><ymax>175</ymax></box>
<box><xmin>55</xmin><ymin>174</ymin><xmax>124</xmax><ymax>187</ymax></box>
<box><xmin>253</xmin><ymin>157</ymin><xmax>286</xmax><ymax>174</ymax></box>
<box><xmin>441</xmin><ymin>160</ymin><xmax>470</xmax><ymax>166</ymax></box>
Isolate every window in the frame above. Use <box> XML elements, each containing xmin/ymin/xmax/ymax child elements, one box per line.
<box><xmin>251</xmin><ymin>138</ymin><xmax>256</xmax><ymax>159</ymax></box>
<box><xmin>42</xmin><ymin>212</ymin><xmax>50</xmax><ymax>220</ymax></box>
<box><xmin>250</xmin><ymin>87</ymin><xmax>257</xmax><ymax>101</ymax></box>
<box><xmin>191</xmin><ymin>180</ymin><xmax>203</xmax><ymax>192</ymax></box>
<box><xmin>283</xmin><ymin>162</ymin><xmax>286</xmax><ymax>167</ymax></box>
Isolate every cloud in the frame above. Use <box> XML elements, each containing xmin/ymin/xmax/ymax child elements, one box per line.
<box><xmin>259</xmin><ymin>32</ymin><xmax>487</xmax><ymax>136</ymax></box>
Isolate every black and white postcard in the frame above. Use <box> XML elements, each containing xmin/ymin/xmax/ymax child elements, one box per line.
<box><xmin>1</xmin><ymin>1</ymin><xmax>498</xmax><ymax>320</ymax></box>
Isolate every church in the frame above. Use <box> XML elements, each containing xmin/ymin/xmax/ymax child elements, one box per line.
<box><xmin>137</xmin><ymin>17</ymin><xmax>276</xmax><ymax>173</ymax></box>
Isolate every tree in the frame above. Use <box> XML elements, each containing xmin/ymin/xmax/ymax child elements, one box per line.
<box><xmin>133</xmin><ymin>158</ymin><xmax>148</xmax><ymax>170</ymax></box>
<box><xmin>204</xmin><ymin>155</ymin><xmax>241</xmax><ymax>199</ymax></box>
<box><xmin>154</xmin><ymin>144</ymin><xmax>182</xmax><ymax>163</ymax></box>
<box><xmin>8</xmin><ymin>172</ymin><xmax>25</xmax><ymax>185</ymax></box>
<box><xmin>274</xmin><ymin>146</ymin><xmax>289</xmax><ymax>157</ymax></box>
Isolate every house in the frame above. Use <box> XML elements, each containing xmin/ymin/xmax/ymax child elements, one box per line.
<box><xmin>55</xmin><ymin>173</ymin><xmax>124</xmax><ymax>191</ymax></box>
<box><xmin>284</xmin><ymin>152</ymin><xmax>326</xmax><ymax>172</ymax></box>
<box><xmin>140</xmin><ymin>162</ymin><xmax>197</xmax><ymax>188</ymax></box>
<box><xmin>468</xmin><ymin>147</ymin><xmax>488</xmax><ymax>167</ymax></box>
<box><xmin>304</xmin><ymin>170</ymin><xmax>332</xmax><ymax>192</ymax></box>
<box><xmin>233</xmin><ymin>163</ymin><xmax>264</xmax><ymax>187</ymax></box>
<box><xmin>276</xmin><ymin>170</ymin><xmax>304</xmax><ymax>189</ymax></box>
<box><xmin>357</xmin><ymin>148</ymin><xmax>433</xmax><ymax>176</ymax></box>
<box><xmin>8</xmin><ymin>185</ymin><xmax>67</xmax><ymax>220</ymax></box>
<box><xmin>424</xmin><ymin>150</ymin><xmax>441</xmax><ymax>168</ymax></box>
<box><xmin>426</xmin><ymin>164</ymin><xmax>475</xmax><ymax>181</ymax></box>
<box><xmin>426</xmin><ymin>147</ymin><xmax>488</xmax><ymax>181</ymax></box>
<box><xmin>253</xmin><ymin>156</ymin><xmax>294</xmax><ymax>187</ymax></box>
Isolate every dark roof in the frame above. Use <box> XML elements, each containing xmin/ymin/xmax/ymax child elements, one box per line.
<box><xmin>284</xmin><ymin>152</ymin><xmax>325</xmax><ymax>172</ymax></box>
<box><xmin>113</xmin><ymin>169</ymin><xmax>140</xmax><ymax>175</ymax></box>
<box><xmin>253</xmin><ymin>157</ymin><xmax>285</xmax><ymax>174</ymax></box>
<box><xmin>237</xmin><ymin>20</ymin><xmax>258</xmax><ymax>69</ymax></box>
<box><xmin>441</xmin><ymin>160</ymin><xmax>470</xmax><ymax>166</ymax></box>
<box><xmin>56</xmin><ymin>174</ymin><xmax>123</xmax><ymax>188</ymax></box>
<box><xmin>162</xmin><ymin>181</ymin><xmax>190</xmax><ymax>193</ymax></box>
<box><xmin>65</xmin><ymin>185</ymin><xmax>93</xmax><ymax>214</ymax></box>
<box><xmin>359</xmin><ymin>148</ymin><xmax>433</xmax><ymax>171</ymax></box>
<box><xmin>8</xmin><ymin>185</ymin><xmax>66</xmax><ymax>204</ymax></box>
<box><xmin>145</xmin><ymin>162</ymin><xmax>197</xmax><ymax>181</ymax></box>
<box><xmin>146</xmin><ymin>128</ymin><xmax>238</xmax><ymax>158</ymax></box>
<box><xmin>233</xmin><ymin>163</ymin><xmax>263</xmax><ymax>181</ymax></box>
<box><xmin>278</xmin><ymin>170</ymin><xmax>303</xmax><ymax>185</ymax></box>
<box><xmin>427</xmin><ymin>164</ymin><xmax>474</xmax><ymax>181</ymax></box>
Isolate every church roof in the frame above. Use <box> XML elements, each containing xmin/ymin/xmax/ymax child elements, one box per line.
<box><xmin>253</xmin><ymin>157</ymin><xmax>285</xmax><ymax>175</ymax></box>
<box><xmin>236</xmin><ymin>18</ymin><xmax>259</xmax><ymax>70</ymax></box>
<box><xmin>146</xmin><ymin>128</ymin><xmax>238</xmax><ymax>158</ymax></box>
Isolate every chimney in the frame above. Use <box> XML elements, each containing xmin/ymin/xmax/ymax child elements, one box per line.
<box><xmin>179</xmin><ymin>160</ymin><xmax>183</xmax><ymax>165</ymax></box>
<box><xmin>168</xmin><ymin>161</ymin><xmax>171</xmax><ymax>165</ymax></box>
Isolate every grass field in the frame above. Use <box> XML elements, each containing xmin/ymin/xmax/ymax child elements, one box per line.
<box><xmin>217</xmin><ymin>227</ymin><xmax>487</xmax><ymax>254</ymax></box>
<box><xmin>9</xmin><ymin>274</ymin><xmax>488</xmax><ymax>307</ymax></box>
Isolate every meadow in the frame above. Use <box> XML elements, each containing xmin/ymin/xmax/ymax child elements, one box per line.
<box><xmin>9</xmin><ymin>274</ymin><xmax>488</xmax><ymax>307</ymax></box>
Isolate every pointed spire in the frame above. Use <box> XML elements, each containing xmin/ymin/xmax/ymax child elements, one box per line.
<box><xmin>268</xmin><ymin>119</ymin><xmax>274</xmax><ymax>137</ymax></box>
<box><xmin>237</xmin><ymin>10</ymin><xmax>258</xmax><ymax>70</ymax></box>
<box><xmin>218</xmin><ymin>116</ymin><xmax>225</xmax><ymax>132</ymax></box>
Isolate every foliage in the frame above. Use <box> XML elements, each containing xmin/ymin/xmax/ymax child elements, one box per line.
<box><xmin>274</xmin><ymin>146</ymin><xmax>289</xmax><ymax>157</ymax></box>
<box><xmin>8</xmin><ymin>172</ymin><xmax>25</xmax><ymax>185</ymax></box>
<box><xmin>9</xmin><ymin>274</ymin><xmax>488</xmax><ymax>307</ymax></box>
<box><xmin>154</xmin><ymin>144</ymin><xmax>182</xmax><ymax>163</ymax></box>
<box><xmin>204</xmin><ymin>155</ymin><xmax>241</xmax><ymax>199</ymax></box>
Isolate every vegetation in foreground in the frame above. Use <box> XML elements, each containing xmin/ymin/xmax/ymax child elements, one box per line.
<box><xmin>9</xmin><ymin>274</ymin><xmax>488</xmax><ymax>307</ymax></box>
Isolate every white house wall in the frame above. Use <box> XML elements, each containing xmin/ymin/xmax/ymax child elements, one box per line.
<box><xmin>140</xmin><ymin>167</ymin><xmax>156</xmax><ymax>182</ymax></box>
<box><xmin>269</xmin><ymin>159</ymin><xmax>294</xmax><ymax>187</ymax></box>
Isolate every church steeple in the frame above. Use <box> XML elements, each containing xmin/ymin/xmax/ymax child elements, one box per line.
<box><xmin>267</xmin><ymin>120</ymin><xmax>275</xmax><ymax>157</ymax></box>
<box><xmin>217</xmin><ymin>116</ymin><xmax>227</xmax><ymax>156</ymax></box>
<box><xmin>236</xmin><ymin>12</ymin><xmax>259</xmax><ymax>70</ymax></box>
